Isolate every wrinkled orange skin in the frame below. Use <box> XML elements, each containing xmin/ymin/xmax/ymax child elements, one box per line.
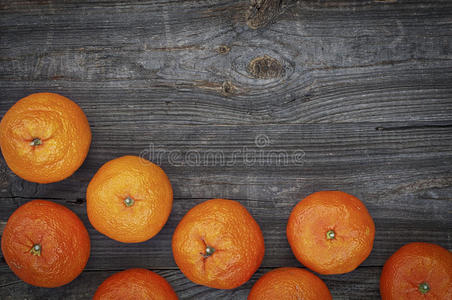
<box><xmin>172</xmin><ymin>199</ymin><xmax>265</xmax><ymax>289</ymax></box>
<box><xmin>1</xmin><ymin>200</ymin><xmax>90</xmax><ymax>287</ymax></box>
<box><xmin>0</xmin><ymin>93</ymin><xmax>91</xmax><ymax>183</ymax></box>
<box><xmin>248</xmin><ymin>267</ymin><xmax>332</xmax><ymax>300</ymax></box>
<box><xmin>380</xmin><ymin>242</ymin><xmax>452</xmax><ymax>300</ymax></box>
<box><xmin>286</xmin><ymin>191</ymin><xmax>375</xmax><ymax>275</ymax></box>
<box><xmin>87</xmin><ymin>155</ymin><xmax>173</xmax><ymax>243</ymax></box>
<box><xmin>93</xmin><ymin>268</ymin><xmax>178</xmax><ymax>300</ymax></box>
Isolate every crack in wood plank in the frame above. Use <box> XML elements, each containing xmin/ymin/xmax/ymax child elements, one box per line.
<box><xmin>375</xmin><ymin>124</ymin><xmax>452</xmax><ymax>131</ymax></box>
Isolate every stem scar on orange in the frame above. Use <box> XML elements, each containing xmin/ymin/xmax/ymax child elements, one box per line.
<box><xmin>1</xmin><ymin>200</ymin><xmax>91</xmax><ymax>287</ymax></box>
<box><xmin>380</xmin><ymin>242</ymin><xmax>452</xmax><ymax>299</ymax></box>
<box><xmin>0</xmin><ymin>93</ymin><xmax>91</xmax><ymax>183</ymax></box>
<box><xmin>286</xmin><ymin>191</ymin><xmax>375</xmax><ymax>275</ymax></box>
<box><xmin>93</xmin><ymin>268</ymin><xmax>178</xmax><ymax>300</ymax></box>
<box><xmin>248</xmin><ymin>267</ymin><xmax>332</xmax><ymax>300</ymax></box>
<box><xmin>87</xmin><ymin>155</ymin><xmax>173</xmax><ymax>243</ymax></box>
<box><xmin>172</xmin><ymin>199</ymin><xmax>265</xmax><ymax>289</ymax></box>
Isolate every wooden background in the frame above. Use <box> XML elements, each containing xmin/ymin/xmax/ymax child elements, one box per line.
<box><xmin>0</xmin><ymin>0</ymin><xmax>451</xmax><ymax>299</ymax></box>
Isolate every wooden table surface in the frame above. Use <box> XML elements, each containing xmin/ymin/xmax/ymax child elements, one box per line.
<box><xmin>1</xmin><ymin>0</ymin><xmax>451</xmax><ymax>299</ymax></box>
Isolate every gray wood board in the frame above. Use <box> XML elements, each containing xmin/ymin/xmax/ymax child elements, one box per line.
<box><xmin>1</xmin><ymin>0</ymin><xmax>452</xmax><ymax>124</ymax></box>
<box><xmin>0</xmin><ymin>267</ymin><xmax>381</xmax><ymax>300</ymax></box>
<box><xmin>1</xmin><ymin>0</ymin><xmax>452</xmax><ymax>299</ymax></box>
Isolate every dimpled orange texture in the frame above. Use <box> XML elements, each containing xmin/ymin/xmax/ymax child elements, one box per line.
<box><xmin>287</xmin><ymin>191</ymin><xmax>375</xmax><ymax>275</ymax></box>
<box><xmin>93</xmin><ymin>268</ymin><xmax>178</xmax><ymax>300</ymax></box>
<box><xmin>87</xmin><ymin>155</ymin><xmax>173</xmax><ymax>243</ymax></box>
<box><xmin>1</xmin><ymin>200</ymin><xmax>90</xmax><ymax>287</ymax></box>
<box><xmin>172</xmin><ymin>199</ymin><xmax>265</xmax><ymax>289</ymax></box>
<box><xmin>248</xmin><ymin>267</ymin><xmax>332</xmax><ymax>300</ymax></box>
<box><xmin>0</xmin><ymin>93</ymin><xmax>91</xmax><ymax>183</ymax></box>
<box><xmin>380</xmin><ymin>242</ymin><xmax>452</xmax><ymax>300</ymax></box>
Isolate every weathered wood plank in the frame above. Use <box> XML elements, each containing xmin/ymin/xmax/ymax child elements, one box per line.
<box><xmin>0</xmin><ymin>267</ymin><xmax>381</xmax><ymax>300</ymax></box>
<box><xmin>1</xmin><ymin>0</ymin><xmax>451</xmax><ymax>124</ymax></box>
<box><xmin>1</xmin><ymin>0</ymin><xmax>451</xmax><ymax>298</ymax></box>
<box><xmin>0</xmin><ymin>123</ymin><xmax>450</xmax><ymax>270</ymax></box>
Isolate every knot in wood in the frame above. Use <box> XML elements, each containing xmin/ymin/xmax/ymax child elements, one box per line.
<box><xmin>247</xmin><ymin>55</ymin><xmax>284</xmax><ymax>79</ymax></box>
<box><xmin>217</xmin><ymin>45</ymin><xmax>231</xmax><ymax>54</ymax></box>
<box><xmin>222</xmin><ymin>81</ymin><xmax>236</xmax><ymax>95</ymax></box>
<box><xmin>246</xmin><ymin>0</ymin><xmax>282</xmax><ymax>29</ymax></box>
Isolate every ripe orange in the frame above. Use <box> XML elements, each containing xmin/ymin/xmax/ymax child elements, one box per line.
<box><xmin>87</xmin><ymin>155</ymin><xmax>173</xmax><ymax>243</ymax></box>
<box><xmin>286</xmin><ymin>191</ymin><xmax>375</xmax><ymax>275</ymax></box>
<box><xmin>172</xmin><ymin>199</ymin><xmax>265</xmax><ymax>289</ymax></box>
<box><xmin>93</xmin><ymin>268</ymin><xmax>178</xmax><ymax>300</ymax></box>
<box><xmin>380</xmin><ymin>242</ymin><xmax>452</xmax><ymax>299</ymax></box>
<box><xmin>248</xmin><ymin>267</ymin><xmax>332</xmax><ymax>300</ymax></box>
<box><xmin>1</xmin><ymin>200</ymin><xmax>90</xmax><ymax>287</ymax></box>
<box><xmin>0</xmin><ymin>92</ymin><xmax>91</xmax><ymax>183</ymax></box>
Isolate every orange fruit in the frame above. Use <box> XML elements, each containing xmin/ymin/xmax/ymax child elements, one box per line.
<box><xmin>93</xmin><ymin>268</ymin><xmax>178</xmax><ymax>300</ymax></box>
<box><xmin>1</xmin><ymin>200</ymin><xmax>90</xmax><ymax>287</ymax></box>
<box><xmin>172</xmin><ymin>199</ymin><xmax>265</xmax><ymax>289</ymax></box>
<box><xmin>0</xmin><ymin>92</ymin><xmax>91</xmax><ymax>183</ymax></box>
<box><xmin>87</xmin><ymin>155</ymin><xmax>173</xmax><ymax>243</ymax></box>
<box><xmin>380</xmin><ymin>242</ymin><xmax>452</xmax><ymax>299</ymax></box>
<box><xmin>248</xmin><ymin>267</ymin><xmax>332</xmax><ymax>300</ymax></box>
<box><xmin>286</xmin><ymin>191</ymin><xmax>375</xmax><ymax>275</ymax></box>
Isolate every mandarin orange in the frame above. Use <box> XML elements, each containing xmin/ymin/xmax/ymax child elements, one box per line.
<box><xmin>93</xmin><ymin>268</ymin><xmax>178</xmax><ymax>300</ymax></box>
<box><xmin>172</xmin><ymin>199</ymin><xmax>265</xmax><ymax>289</ymax></box>
<box><xmin>1</xmin><ymin>200</ymin><xmax>90</xmax><ymax>287</ymax></box>
<box><xmin>380</xmin><ymin>242</ymin><xmax>452</xmax><ymax>299</ymax></box>
<box><xmin>87</xmin><ymin>155</ymin><xmax>173</xmax><ymax>243</ymax></box>
<box><xmin>287</xmin><ymin>191</ymin><xmax>375</xmax><ymax>274</ymax></box>
<box><xmin>0</xmin><ymin>93</ymin><xmax>91</xmax><ymax>183</ymax></box>
<box><xmin>248</xmin><ymin>267</ymin><xmax>332</xmax><ymax>300</ymax></box>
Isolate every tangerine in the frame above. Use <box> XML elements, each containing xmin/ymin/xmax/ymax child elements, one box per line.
<box><xmin>93</xmin><ymin>268</ymin><xmax>178</xmax><ymax>300</ymax></box>
<box><xmin>87</xmin><ymin>155</ymin><xmax>173</xmax><ymax>243</ymax></box>
<box><xmin>380</xmin><ymin>242</ymin><xmax>452</xmax><ymax>299</ymax></box>
<box><xmin>248</xmin><ymin>267</ymin><xmax>332</xmax><ymax>300</ymax></box>
<box><xmin>172</xmin><ymin>199</ymin><xmax>265</xmax><ymax>289</ymax></box>
<box><xmin>1</xmin><ymin>200</ymin><xmax>90</xmax><ymax>287</ymax></box>
<box><xmin>286</xmin><ymin>191</ymin><xmax>375</xmax><ymax>274</ymax></box>
<box><xmin>0</xmin><ymin>92</ymin><xmax>91</xmax><ymax>183</ymax></box>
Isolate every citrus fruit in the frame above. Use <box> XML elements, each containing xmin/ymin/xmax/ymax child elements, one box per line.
<box><xmin>93</xmin><ymin>268</ymin><xmax>178</xmax><ymax>300</ymax></box>
<box><xmin>0</xmin><ymin>92</ymin><xmax>91</xmax><ymax>183</ymax></box>
<box><xmin>286</xmin><ymin>191</ymin><xmax>375</xmax><ymax>274</ymax></box>
<box><xmin>87</xmin><ymin>155</ymin><xmax>173</xmax><ymax>243</ymax></box>
<box><xmin>1</xmin><ymin>200</ymin><xmax>90</xmax><ymax>287</ymax></box>
<box><xmin>248</xmin><ymin>267</ymin><xmax>332</xmax><ymax>300</ymax></box>
<box><xmin>380</xmin><ymin>242</ymin><xmax>452</xmax><ymax>299</ymax></box>
<box><xmin>172</xmin><ymin>199</ymin><xmax>265</xmax><ymax>289</ymax></box>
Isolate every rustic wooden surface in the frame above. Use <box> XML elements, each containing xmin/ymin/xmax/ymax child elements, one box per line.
<box><xmin>1</xmin><ymin>0</ymin><xmax>451</xmax><ymax>299</ymax></box>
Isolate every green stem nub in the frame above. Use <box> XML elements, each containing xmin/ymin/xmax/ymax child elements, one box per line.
<box><xmin>124</xmin><ymin>197</ymin><xmax>134</xmax><ymax>207</ymax></box>
<box><xmin>30</xmin><ymin>244</ymin><xmax>41</xmax><ymax>256</ymax></box>
<box><xmin>326</xmin><ymin>230</ymin><xmax>336</xmax><ymax>240</ymax></box>
<box><xmin>30</xmin><ymin>138</ymin><xmax>42</xmax><ymax>146</ymax></box>
<box><xmin>204</xmin><ymin>246</ymin><xmax>215</xmax><ymax>257</ymax></box>
<box><xmin>418</xmin><ymin>282</ymin><xmax>430</xmax><ymax>294</ymax></box>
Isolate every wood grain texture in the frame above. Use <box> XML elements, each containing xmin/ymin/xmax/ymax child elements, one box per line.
<box><xmin>0</xmin><ymin>267</ymin><xmax>381</xmax><ymax>300</ymax></box>
<box><xmin>0</xmin><ymin>0</ymin><xmax>451</xmax><ymax>299</ymax></box>
<box><xmin>0</xmin><ymin>123</ymin><xmax>451</xmax><ymax>271</ymax></box>
<box><xmin>1</xmin><ymin>0</ymin><xmax>452</xmax><ymax>125</ymax></box>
